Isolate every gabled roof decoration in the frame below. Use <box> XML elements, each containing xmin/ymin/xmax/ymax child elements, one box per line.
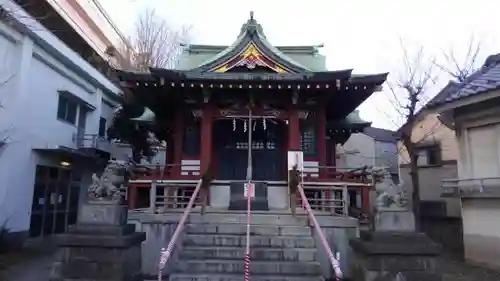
<box><xmin>191</xmin><ymin>12</ymin><xmax>312</xmax><ymax>73</ymax></box>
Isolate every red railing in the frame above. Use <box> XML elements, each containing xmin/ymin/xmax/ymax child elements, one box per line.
<box><xmin>157</xmin><ymin>179</ymin><xmax>202</xmax><ymax>281</ymax></box>
<box><xmin>297</xmin><ymin>183</ymin><xmax>343</xmax><ymax>280</ymax></box>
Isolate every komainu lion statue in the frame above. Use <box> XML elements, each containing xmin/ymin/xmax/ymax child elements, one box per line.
<box><xmin>88</xmin><ymin>159</ymin><xmax>149</xmax><ymax>204</ymax></box>
<box><xmin>371</xmin><ymin>166</ymin><xmax>408</xmax><ymax>210</ymax></box>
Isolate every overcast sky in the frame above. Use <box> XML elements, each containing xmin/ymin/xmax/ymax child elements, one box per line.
<box><xmin>98</xmin><ymin>0</ymin><xmax>500</xmax><ymax>129</ymax></box>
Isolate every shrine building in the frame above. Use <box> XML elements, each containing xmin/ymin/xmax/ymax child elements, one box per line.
<box><xmin>116</xmin><ymin>13</ymin><xmax>387</xmax><ymax>215</ymax></box>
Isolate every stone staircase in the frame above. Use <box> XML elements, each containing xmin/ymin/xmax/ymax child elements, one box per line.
<box><xmin>169</xmin><ymin>213</ymin><xmax>324</xmax><ymax>281</ymax></box>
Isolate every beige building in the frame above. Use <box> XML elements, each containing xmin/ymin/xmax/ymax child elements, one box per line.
<box><xmin>428</xmin><ymin>53</ymin><xmax>500</xmax><ymax>270</ymax></box>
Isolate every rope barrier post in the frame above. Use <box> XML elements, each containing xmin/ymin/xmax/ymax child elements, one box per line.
<box><xmin>243</xmin><ymin>181</ymin><xmax>254</xmax><ymax>281</ymax></box>
<box><xmin>298</xmin><ymin>183</ymin><xmax>343</xmax><ymax>281</ymax></box>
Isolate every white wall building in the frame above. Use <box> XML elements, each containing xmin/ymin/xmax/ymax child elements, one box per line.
<box><xmin>0</xmin><ymin>0</ymin><xmax>121</xmax><ymax>244</ymax></box>
<box><xmin>430</xmin><ymin>53</ymin><xmax>500</xmax><ymax>270</ymax></box>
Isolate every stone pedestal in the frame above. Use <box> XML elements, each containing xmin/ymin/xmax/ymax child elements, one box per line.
<box><xmin>350</xmin><ymin>210</ymin><xmax>442</xmax><ymax>281</ymax></box>
<box><xmin>50</xmin><ymin>202</ymin><xmax>146</xmax><ymax>281</ymax></box>
<box><xmin>374</xmin><ymin>209</ymin><xmax>416</xmax><ymax>232</ymax></box>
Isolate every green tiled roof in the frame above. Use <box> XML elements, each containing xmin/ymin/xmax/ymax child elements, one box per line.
<box><xmin>179</xmin><ymin>12</ymin><xmax>324</xmax><ymax>73</ymax></box>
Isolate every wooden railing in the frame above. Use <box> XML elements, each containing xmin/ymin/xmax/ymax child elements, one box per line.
<box><xmin>134</xmin><ymin>164</ymin><xmax>371</xmax><ymax>183</ymax></box>
<box><xmin>138</xmin><ymin>180</ymin><xmax>362</xmax><ymax>217</ymax></box>
<box><xmin>147</xmin><ymin>181</ymin><xmax>199</xmax><ymax>213</ymax></box>
<box><xmin>300</xmin><ymin>184</ymin><xmax>349</xmax><ymax>216</ymax></box>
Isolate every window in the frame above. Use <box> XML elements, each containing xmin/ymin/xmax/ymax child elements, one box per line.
<box><xmin>98</xmin><ymin>117</ymin><xmax>107</xmax><ymax>137</ymax></box>
<box><xmin>300</xmin><ymin>122</ymin><xmax>317</xmax><ymax>156</ymax></box>
<box><xmin>417</xmin><ymin>145</ymin><xmax>441</xmax><ymax>166</ymax></box>
<box><xmin>57</xmin><ymin>95</ymin><xmax>78</xmax><ymax>124</ymax></box>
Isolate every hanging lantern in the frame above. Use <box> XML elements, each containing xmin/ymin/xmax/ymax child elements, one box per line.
<box><xmin>243</xmin><ymin>120</ymin><xmax>248</xmax><ymax>132</ymax></box>
<box><xmin>262</xmin><ymin>118</ymin><xmax>267</xmax><ymax>131</ymax></box>
<box><xmin>233</xmin><ymin>118</ymin><xmax>236</xmax><ymax>131</ymax></box>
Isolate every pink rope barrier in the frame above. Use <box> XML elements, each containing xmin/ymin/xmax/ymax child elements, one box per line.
<box><xmin>244</xmin><ymin>181</ymin><xmax>252</xmax><ymax>281</ymax></box>
<box><xmin>158</xmin><ymin>180</ymin><xmax>203</xmax><ymax>281</ymax></box>
<box><xmin>297</xmin><ymin>183</ymin><xmax>343</xmax><ymax>280</ymax></box>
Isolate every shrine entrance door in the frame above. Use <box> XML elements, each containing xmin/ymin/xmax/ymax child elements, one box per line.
<box><xmin>214</xmin><ymin>119</ymin><xmax>285</xmax><ymax>181</ymax></box>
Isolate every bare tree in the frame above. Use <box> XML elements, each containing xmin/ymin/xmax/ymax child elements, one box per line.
<box><xmin>390</xmin><ymin>37</ymin><xmax>484</xmax><ymax>230</ymax></box>
<box><xmin>113</xmin><ymin>8</ymin><xmax>190</xmax><ymax>71</ymax></box>
<box><xmin>433</xmin><ymin>35</ymin><xmax>482</xmax><ymax>83</ymax></box>
<box><xmin>387</xmin><ymin>41</ymin><xmax>438</xmax><ymax>231</ymax></box>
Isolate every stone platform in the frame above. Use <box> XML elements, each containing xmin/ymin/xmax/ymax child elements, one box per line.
<box><xmin>50</xmin><ymin>203</ymin><xmax>146</xmax><ymax>281</ymax></box>
<box><xmin>351</xmin><ymin>231</ymin><xmax>442</xmax><ymax>281</ymax></box>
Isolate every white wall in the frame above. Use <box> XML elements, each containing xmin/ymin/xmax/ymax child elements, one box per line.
<box><xmin>374</xmin><ymin>141</ymin><xmax>398</xmax><ymax>174</ymax></box>
<box><xmin>462</xmin><ymin>199</ymin><xmax>500</xmax><ymax>269</ymax></box>
<box><xmin>0</xmin><ymin>1</ymin><xmax>121</xmax><ymax>234</ymax></box>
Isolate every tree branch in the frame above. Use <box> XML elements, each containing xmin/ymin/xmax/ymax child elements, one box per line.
<box><xmin>114</xmin><ymin>8</ymin><xmax>190</xmax><ymax>71</ymax></box>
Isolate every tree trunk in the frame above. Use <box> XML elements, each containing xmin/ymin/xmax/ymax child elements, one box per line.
<box><xmin>409</xmin><ymin>152</ymin><xmax>421</xmax><ymax>232</ymax></box>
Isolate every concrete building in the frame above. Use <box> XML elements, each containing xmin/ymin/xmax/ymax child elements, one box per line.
<box><xmin>428</xmin><ymin>53</ymin><xmax>500</xmax><ymax>269</ymax></box>
<box><xmin>0</xmin><ymin>0</ymin><xmax>121</xmax><ymax>245</ymax></box>
<box><xmin>339</xmin><ymin>126</ymin><xmax>398</xmax><ymax>176</ymax></box>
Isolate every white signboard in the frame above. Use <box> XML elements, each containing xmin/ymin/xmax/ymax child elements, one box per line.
<box><xmin>287</xmin><ymin>150</ymin><xmax>304</xmax><ymax>171</ymax></box>
<box><xmin>244</xmin><ymin>182</ymin><xmax>255</xmax><ymax>198</ymax></box>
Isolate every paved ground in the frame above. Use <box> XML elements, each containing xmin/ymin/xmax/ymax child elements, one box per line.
<box><xmin>1</xmin><ymin>253</ymin><xmax>54</xmax><ymax>281</ymax></box>
<box><xmin>440</xmin><ymin>258</ymin><xmax>500</xmax><ymax>281</ymax></box>
<box><xmin>0</xmin><ymin>238</ymin><xmax>55</xmax><ymax>281</ymax></box>
<box><xmin>1</xmin><ymin>250</ymin><xmax>499</xmax><ymax>281</ymax></box>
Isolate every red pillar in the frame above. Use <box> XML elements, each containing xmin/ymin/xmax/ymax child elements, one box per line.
<box><xmin>288</xmin><ymin>107</ymin><xmax>300</xmax><ymax>150</ymax></box>
<box><xmin>200</xmin><ymin>104</ymin><xmax>214</xmax><ymax>173</ymax></box>
<box><xmin>361</xmin><ymin>187</ymin><xmax>370</xmax><ymax>214</ymax></box>
<box><xmin>173</xmin><ymin>108</ymin><xmax>184</xmax><ymax>177</ymax></box>
<box><xmin>317</xmin><ymin>107</ymin><xmax>327</xmax><ymax>179</ymax></box>
<box><xmin>200</xmin><ymin>104</ymin><xmax>214</xmax><ymax>204</ymax></box>
<box><xmin>128</xmin><ymin>185</ymin><xmax>137</xmax><ymax>209</ymax></box>
<box><xmin>288</xmin><ymin>107</ymin><xmax>301</xmax><ymax>208</ymax></box>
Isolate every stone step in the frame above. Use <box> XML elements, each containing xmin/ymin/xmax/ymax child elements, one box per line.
<box><xmin>183</xmin><ymin>234</ymin><xmax>316</xmax><ymax>248</ymax></box>
<box><xmin>188</xmin><ymin>213</ymin><xmax>311</xmax><ymax>226</ymax></box>
<box><xmin>180</xmin><ymin>246</ymin><xmax>317</xmax><ymax>261</ymax></box>
<box><xmin>186</xmin><ymin>224</ymin><xmax>312</xmax><ymax>236</ymax></box>
<box><xmin>175</xmin><ymin>259</ymin><xmax>322</xmax><ymax>275</ymax></box>
<box><xmin>168</xmin><ymin>273</ymin><xmax>324</xmax><ymax>281</ymax></box>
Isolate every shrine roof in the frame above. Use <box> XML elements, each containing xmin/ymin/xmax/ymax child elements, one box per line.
<box><xmin>186</xmin><ymin>12</ymin><xmax>312</xmax><ymax>73</ymax></box>
<box><xmin>116</xmin><ymin>12</ymin><xmax>388</xmax><ymax>87</ymax></box>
